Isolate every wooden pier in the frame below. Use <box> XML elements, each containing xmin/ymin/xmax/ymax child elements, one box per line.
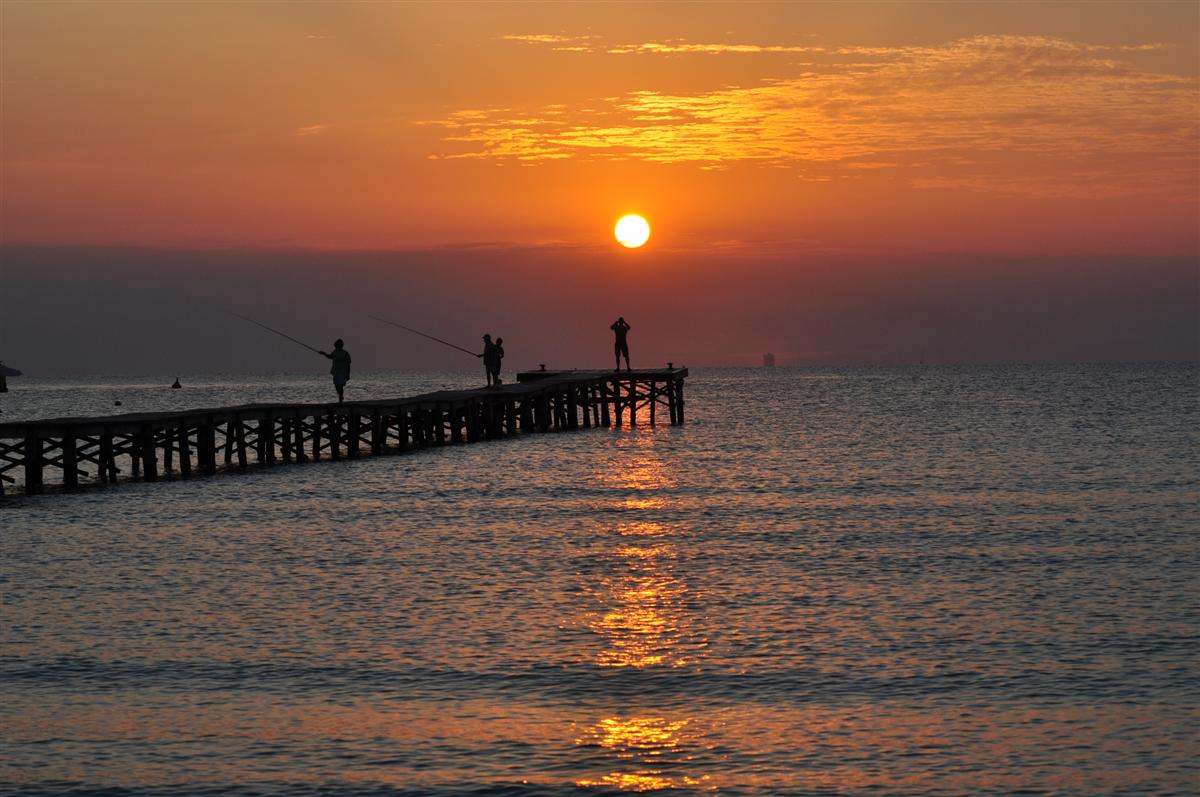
<box><xmin>0</xmin><ymin>368</ymin><xmax>686</xmax><ymax>496</ymax></box>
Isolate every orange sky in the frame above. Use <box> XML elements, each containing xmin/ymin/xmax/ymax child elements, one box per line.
<box><xmin>1</xmin><ymin>2</ymin><xmax>1197</xmax><ymax>372</ymax></box>
<box><xmin>3</xmin><ymin>1</ymin><xmax>1198</xmax><ymax>256</ymax></box>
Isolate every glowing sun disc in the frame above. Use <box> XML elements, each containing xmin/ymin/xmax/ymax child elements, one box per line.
<box><xmin>615</xmin><ymin>215</ymin><xmax>651</xmax><ymax>248</ymax></box>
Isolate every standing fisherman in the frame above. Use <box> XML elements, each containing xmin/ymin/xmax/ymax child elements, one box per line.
<box><xmin>319</xmin><ymin>339</ymin><xmax>352</xmax><ymax>403</ymax></box>
<box><xmin>477</xmin><ymin>334</ymin><xmax>498</xmax><ymax>387</ymax></box>
<box><xmin>492</xmin><ymin>337</ymin><xmax>505</xmax><ymax>386</ymax></box>
<box><xmin>611</xmin><ymin>317</ymin><xmax>631</xmax><ymax>371</ymax></box>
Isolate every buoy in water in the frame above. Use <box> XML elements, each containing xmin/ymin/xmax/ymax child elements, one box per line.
<box><xmin>171</xmin><ymin>377</ymin><xmax>182</xmax><ymax>389</ymax></box>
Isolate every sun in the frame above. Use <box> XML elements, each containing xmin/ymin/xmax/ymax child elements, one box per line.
<box><xmin>614</xmin><ymin>214</ymin><xmax>651</xmax><ymax>248</ymax></box>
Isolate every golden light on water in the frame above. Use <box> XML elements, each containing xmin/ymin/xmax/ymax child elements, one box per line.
<box><xmin>573</xmin><ymin>437</ymin><xmax>712</xmax><ymax>790</ymax></box>
<box><xmin>575</xmin><ymin>716</ymin><xmax>710</xmax><ymax>792</ymax></box>
<box><xmin>614</xmin><ymin>214</ymin><xmax>651</xmax><ymax>248</ymax></box>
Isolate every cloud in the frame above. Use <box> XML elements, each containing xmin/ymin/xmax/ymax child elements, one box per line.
<box><xmin>503</xmin><ymin>32</ymin><xmax>1170</xmax><ymax>58</ymax></box>
<box><xmin>294</xmin><ymin>124</ymin><xmax>329</xmax><ymax>137</ymax></box>
<box><xmin>428</xmin><ymin>35</ymin><xmax>1198</xmax><ymax>197</ymax></box>
<box><xmin>502</xmin><ymin>34</ymin><xmax>575</xmax><ymax>44</ymax></box>
<box><xmin>304</xmin><ymin>34</ymin><xmax>329</xmax><ymax>40</ymax></box>
<box><xmin>606</xmin><ymin>41</ymin><xmax>823</xmax><ymax>55</ymax></box>
<box><xmin>501</xmin><ymin>33</ymin><xmax>598</xmax><ymax>51</ymax></box>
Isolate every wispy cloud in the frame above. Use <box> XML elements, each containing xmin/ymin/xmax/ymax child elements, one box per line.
<box><xmin>504</xmin><ymin>32</ymin><xmax>1169</xmax><ymax>58</ymax></box>
<box><xmin>294</xmin><ymin>124</ymin><xmax>329</xmax><ymax>137</ymax></box>
<box><xmin>501</xmin><ymin>33</ymin><xmax>598</xmax><ymax>51</ymax></box>
<box><xmin>502</xmin><ymin>34</ymin><xmax>575</xmax><ymax>44</ymax></box>
<box><xmin>425</xmin><ymin>35</ymin><xmax>1198</xmax><ymax>197</ymax></box>
<box><xmin>606</xmin><ymin>41</ymin><xmax>823</xmax><ymax>55</ymax></box>
<box><xmin>304</xmin><ymin>34</ymin><xmax>329</xmax><ymax>40</ymax></box>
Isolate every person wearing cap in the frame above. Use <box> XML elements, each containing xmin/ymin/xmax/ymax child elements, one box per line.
<box><xmin>477</xmin><ymin>334</ymin><xmax>498</xmax><ymax>387</ymax></box>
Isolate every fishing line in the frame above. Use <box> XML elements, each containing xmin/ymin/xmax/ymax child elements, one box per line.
<box><xmin>368</xmin><ymin>315</ymin><xmax>478</xmax><ymax>357</ymax></box>
<box><xmin>227</xmin><ymin>311</ymin><xmax>323</xmax><ymax>355</ymax></box>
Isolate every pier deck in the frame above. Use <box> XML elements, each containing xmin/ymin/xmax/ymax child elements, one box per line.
<box><xmin>0</xmin><ymin>367</ymin><xmax>687</xmax><ymax>496</ymax></box>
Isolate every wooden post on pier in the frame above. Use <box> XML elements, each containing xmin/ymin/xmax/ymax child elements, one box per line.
<box><xmin>263</xmin><ymin>415</ymin><xmax>276</xmax><ymax>465</ymax></box>
<box><xmin>370</xmin><ymin>410</ymin><xmax>382</xmax><ymax>455</ymax></box>
<box><xmin>24</xmin><ymin>430</ymin><xmax>42</xmax><ymax>494</ymax></box>
<box><xmin>100</xmin><ymin>433</ymin><xmax>116</xmax><ymax>483</ymax></box>
<box><xmin>281</xmin><ymin>417</ymin><xmax>293</xmax><ymax>462</ymax></box>
<box><xmin>178</xmin><ymin>420</ymin><xmax>192</xmax><ymax>477</ymax></box>
<box><xmin>140</xmin><ymin>424</ymin><xmax>158</xmax><ymax>481</ymax></box>
<box><xmin>348</xmin><ymin>412</ymin><xmax>361</xmax><ymax>457</ymax></box>
<box><xmin>327</xmin><ymin>409</ymin><xmax>340</xmax><ymax>460</ymax></box>
<box><xmin>62</xmin><ymin>435</ymin><xmax>79</xmax><ymax>489</ymax></box>
<box><xmin>292</xmin><ymin>416</ymin><xmax>305</xmax><ymax>462</ymax></box>
<box><xmin>199</xmin><ymin>422</ymin><xmax>216</xmax><ymax>475</ymax></box>
<box><xmin>234</xmin><ymin>419</ymin><xmax>248</xmax><ymax>470</ymax></box>
<box><xmin>613</xmin><ymin>377</ymin><xmax>624</xmax><ymax>427</ymax></box>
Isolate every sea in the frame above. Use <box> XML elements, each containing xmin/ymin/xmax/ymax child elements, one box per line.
<box><xmin>1</xmin><ymin>364</ymin><xmax>1197</xmax><ymax>796</ymax></box>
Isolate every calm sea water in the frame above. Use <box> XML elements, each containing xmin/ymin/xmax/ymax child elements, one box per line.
<box><xmin>1</xmin><ymin>364</ymin><xmax>1197</xmax><ymax>796</ymax></box>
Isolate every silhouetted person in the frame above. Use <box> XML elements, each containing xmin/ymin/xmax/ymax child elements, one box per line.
<box><xmin>171</xmin><ymin>377</ymin><xmax>182</xmax><ymax>389</ymax></box>
<box><xmin>477</xmin><ymin>334</ymin><xmax>498</xmax><ymax>387</ymax></box>
<box><xmin>319</xmin><ymin>339</ymin><xmax>352</xmax><ymax>402</ymax></box>
<box><xmin>611</xmin><ymin>317</ymin><xmax>631</xmax><ymax>371</ymax></box>
<box><xmin>492</xmin><ymin>337</ymin><xmax>505</xmax><ymax>386</ymax></box>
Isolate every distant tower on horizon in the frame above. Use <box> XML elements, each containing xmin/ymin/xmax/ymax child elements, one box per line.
<box><xmin>763</xmin><ymin>352</ymin><xmax>776</xmax><ymax>368</ymax></box>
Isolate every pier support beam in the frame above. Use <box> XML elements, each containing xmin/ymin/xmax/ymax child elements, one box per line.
<box><xmin>62</xmin><ymin>435</ymin><xmax>79</xmax><ymax>489</ymax></box>
<box><xmin>24</xmin><ymin>430</ymin><xmax>43</xmax><ymax>495</ymax></box>
<box><xmin>140</xmin><ymin>424</ymin><xmax>158</xmax><ymax>481</ymax></box>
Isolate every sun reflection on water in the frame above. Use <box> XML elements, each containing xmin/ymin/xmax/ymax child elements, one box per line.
<box><xmin>587</xmin><ymin>525</ymin><xmax>701</xmax><ymax>670</ymax></box>
<box><xmin>575</xmin><ymin>437</ymin><xmax>714</xmax><ymax>790</ymax></box>
<box><xmin>575</xmin><ymin>716</ymin><xmax>711</xmax><ymax>792</ymax></box>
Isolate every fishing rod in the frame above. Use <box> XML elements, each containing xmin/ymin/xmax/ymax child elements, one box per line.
<box><xmin>227</xmin><ymin>311</ymin><xmax>323</xmax><ymax>355</ymax></box>
<box><xmin>368</xmin><ymin>315</ymin><xmax>478</xmax><ymax>357</ymax></box>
